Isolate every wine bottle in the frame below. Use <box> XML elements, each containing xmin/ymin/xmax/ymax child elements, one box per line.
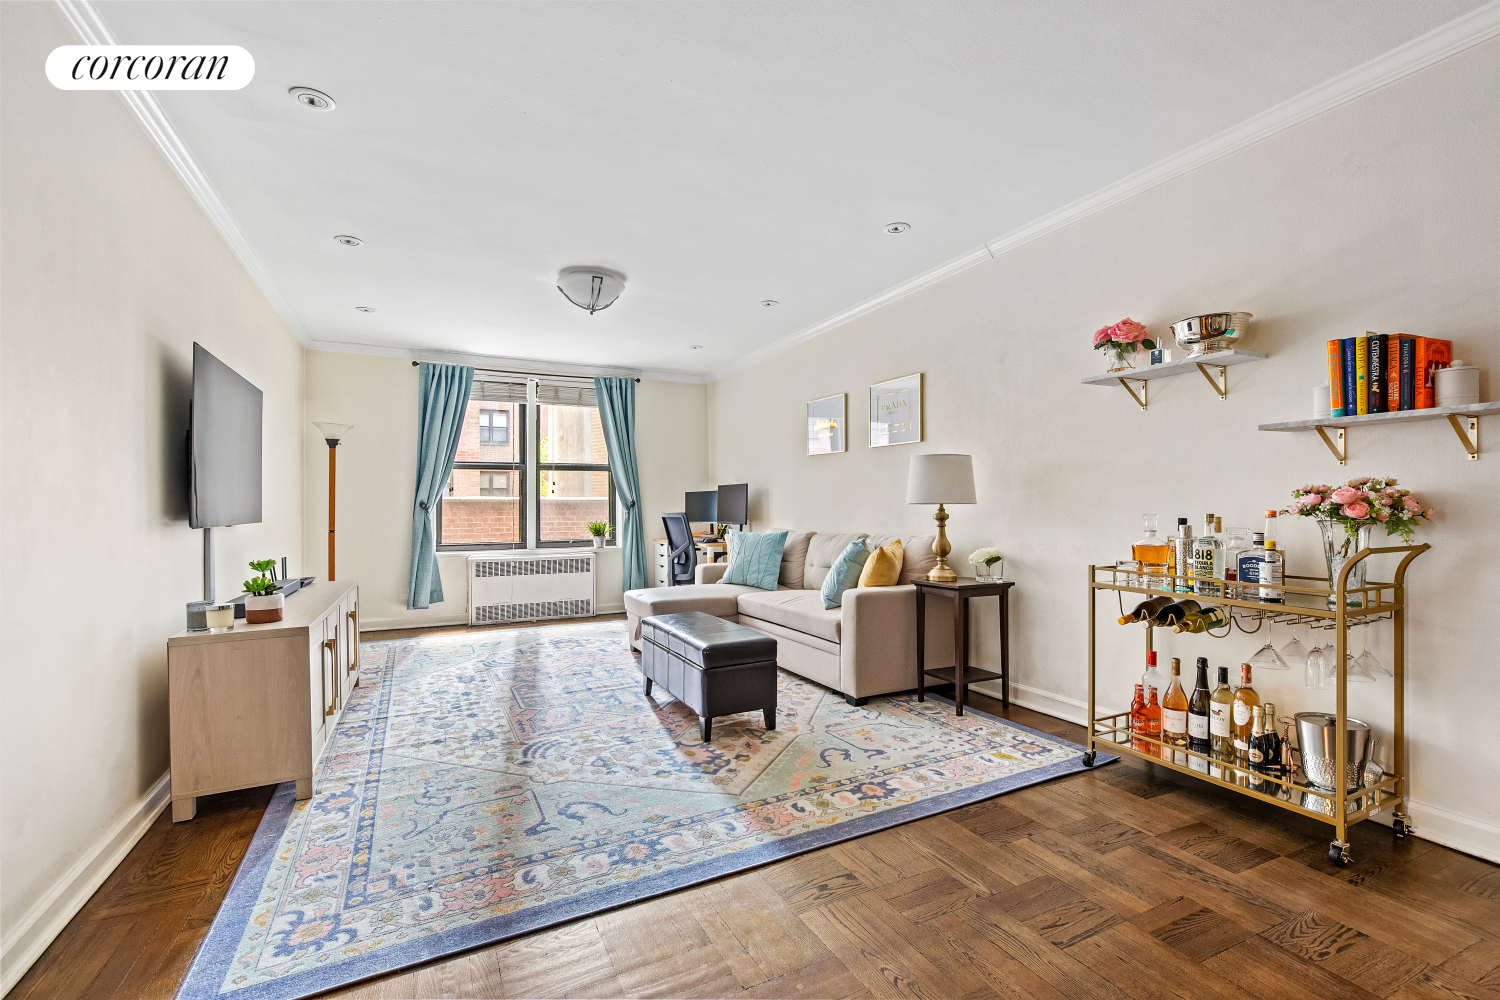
<box><xmin>1172</xmin><ymin>605</ymin><xmax>1230</xmax><ymax>633</ymax></box>
<box><xmin>1130</xmin><ymin>683</ymin><xmax>1147</xmax><ymax>751</ymax></box>
<box><xmin>1161</xmin><ymin>658</ymin><xmax>1190</xmax><ymax>759</ymax></box>
<box><xmin>1209</xmin><ymin>666</ymin><xmax>1235</xmax><ymax>763</ymax></box>
<box><xmin>1170</xmin><ymin>517</ymin><xmax>1194</xmax><ymax>593</ymax></box>
<box><xmin>1118</xmin><ymin>596</ymin><xmax>1172</xmax><ymax>625</ymax></box>
<box><xmin>1231</xmin><ymin>663</ymin><xmax>1260</xmax><ymax>756</ymax></box>
<box><xmin>1141</xmin><ymin>650</ymin><xmax>1165</xmax><ymax>699</ymax></box>
<box><xmin>1187</xmin><ymin>657</ymin><xmax>1211</xmax><ymax>757</ymax></box>
<box><xmin>1132</xmin><ymin>515</ymin><xmax>1170</xmax><ymax>591</ymax></box>
<box><xmin>1261</xmin><ymin>702</ymin><xmax>1283</xmax><ymax>776</ymax></box>
<box><xmin>1259</xmin><ymin>540</ymin><xmax>1284</xmax><ymax>604</ymax></box>
<box><xmin>1145</xmin><ymin>686</ymin><xmax>1162</xmax><ymax>757</ymax></box>
<box><xmin>1192</xmin><ymin>514</ymin><xmax>1222</xmax><ymax>597</ymax></box>
<box><xmin>1246</xmin><ymin>705</ymin><xmax>1268</xmax><ymax>789</ymax></box>
<box><xmin>1155</xmin><ymin>599</ymin><xmax>1202</xmax><ymax>627</ymax></box>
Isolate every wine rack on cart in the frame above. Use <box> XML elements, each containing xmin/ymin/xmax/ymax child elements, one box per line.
<box><xmin>1084</xmin><ymin>544</ymin><xmax>1428</xmax><ymax>866</ymax></box>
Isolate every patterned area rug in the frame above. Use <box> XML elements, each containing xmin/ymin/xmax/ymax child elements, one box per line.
<box><xmin>178</xmin><ymin>621</ymin><xmax>1104</xmax><ymax>1000</ymax></box>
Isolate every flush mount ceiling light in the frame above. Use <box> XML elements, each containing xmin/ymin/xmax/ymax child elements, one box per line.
<box><xmin>334</xmin><ymin>235</ymin><xmax>363</xmax><ymax>247</ymax></box>
<box><xmin>884</xmin><ymin>222</ymin><xmax>911</xmax><ymax>234</ymax></box>
<box><xmin>290</xmin><ymin>87</ymin><xmax>336</xmax><ymax>111</ymax></box>
<box><xmin>354</xmin><ymin>306</ymin><xmax>375</xmax><ymax>313</ymax></box>
<box><xmin>557</xmin><ymin>267</ymin><xmax>625</xmax><ymax>314</ymax></box>
<box><xmin>688</xmin><ymin>344</ymin><xmax>704</xmax><ymax>350</ymax></box>
<box><xmin>760</xmin><ymin>299</ymin><xmax>779</xmax><ymax>307</ymax></box>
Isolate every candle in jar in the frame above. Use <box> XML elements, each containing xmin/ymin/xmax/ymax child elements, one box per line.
<box><xmin>206</xmin><ymin>604</ymin><xmax>235</xmax><ymax>631</ymax></box>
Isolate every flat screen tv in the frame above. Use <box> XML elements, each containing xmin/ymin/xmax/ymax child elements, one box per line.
<box><xmin>188</xmin><ymin>343</ymin><xmax>262</xmax><ymax>528</ymax></box>
<box><xmin>717</xmin><ymin>483</ymin><xmax>748</xmax><ymax>525</ymax></box>
<box><xmin>684</xmin><ymin>490</ymin><xmax>717</xmax><ymax>524</ymax></box>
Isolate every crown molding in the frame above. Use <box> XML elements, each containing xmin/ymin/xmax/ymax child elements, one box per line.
<box><xmin>306</xmin><ymin>338</ymin><xmax>710</xmax><ymax>384</ymax></box>
<box><xmin>53</xmin><ymin>0</ymin><xmax>310</xmax><ymax>346</ymax></box>
<box><xmin>709</xmin><ymin>0</ymin><xmax>1500</xmax><ymax>382</ymax></box>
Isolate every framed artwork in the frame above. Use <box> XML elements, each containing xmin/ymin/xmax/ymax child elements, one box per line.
<box><xmin>806</xmin><ymin>393</ymin><xmax>846</xmax><ymax>455</ymax></box>
<box><xmin>868</xmin><ymin>372</ymin><xmax>922</xmax><ymax>447</ymax></box>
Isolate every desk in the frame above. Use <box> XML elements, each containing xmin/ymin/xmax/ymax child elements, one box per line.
<box><xmin>914</xmin><ymin>578</ymin><xmax>1013</xmax><ymax>716</ymax></box>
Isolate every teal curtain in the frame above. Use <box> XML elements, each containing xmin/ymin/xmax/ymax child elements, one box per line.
<box><xmin>595</xmin><ymin>377</ymin><xmax>647</xmax><ymax>591</ymax></box>
<box><xmin>408</xmin><ymin>362</ymin><xmax>474</xmax><ymax>609</ymax></box>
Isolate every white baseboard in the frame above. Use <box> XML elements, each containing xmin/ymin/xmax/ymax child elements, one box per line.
<box><xmin>1</xmin><ymin>771</ymin><xmax>170</xmax><ymax>995</ymax></box>
<box><xmin>970</xmin><ymin>679</ymin><xmax>1088</xmax><ymax>727</ymax></box>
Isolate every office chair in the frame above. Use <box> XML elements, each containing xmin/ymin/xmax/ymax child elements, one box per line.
<box><xmin>662</xmin><ymin>512</ymin><xmax>697</xmax><ymax>586</ymax></box>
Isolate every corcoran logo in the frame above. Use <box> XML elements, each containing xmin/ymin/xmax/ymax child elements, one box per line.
<box><xmin>46</xmin><ymin>45</ymin><xmax>254</xmax><ymax>90</ymax></box>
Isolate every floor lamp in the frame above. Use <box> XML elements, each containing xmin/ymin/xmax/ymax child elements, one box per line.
<box><xmin>314</xmin><ymin>423</ymin><xmax>352</xmax><ymax>580</ymax></box>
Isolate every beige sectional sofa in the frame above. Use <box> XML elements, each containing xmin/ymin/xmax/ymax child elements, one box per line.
<box><xmin>623</xmin><ymin>531</ymin><xmax>954</xmax><ymax>705</ymax></box>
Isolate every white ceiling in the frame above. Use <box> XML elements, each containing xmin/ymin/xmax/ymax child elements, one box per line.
<box><xmin>98</xmin><ymin>1</ymin><xmax>1489</xmax><ymax>379</ymax></box>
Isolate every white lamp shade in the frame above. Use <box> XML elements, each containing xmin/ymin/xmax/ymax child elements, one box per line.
<box><xmin>314</xmin><ymin>422</ymin><xmax>353</xmax><ymax>443</ymax></box>
<box><xmin>906</xmin><ymin>453</ymin><xmax>976</xmax><ymax>504</ymax></box>
<box><xmin>557</xmin><ymin>268</ymin><xmax>625</xmax><ymax>314</ymax></box>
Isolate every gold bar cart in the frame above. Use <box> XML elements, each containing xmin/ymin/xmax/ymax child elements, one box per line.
<box><xmin>1084</xmin><ymin>544</ymin><xmax>1427</xmax><ymax>866</ymax></box>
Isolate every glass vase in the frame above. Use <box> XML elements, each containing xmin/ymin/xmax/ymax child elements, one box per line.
<box><xmin>1318</xmin><ymin>518</ymin><xmax>1372</xmax><ymax>608</ymax></box>
<box><xmin>1104</xmin><ymin>344</ymin><xmax>1136</xmax><ymax>373</ymax></box>
<box><xmin>976</xmin><ymin>559</ymin><xmax>1003</xmax><ymax>583</ymax></box>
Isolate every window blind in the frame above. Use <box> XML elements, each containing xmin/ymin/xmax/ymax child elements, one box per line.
<box><xmin>536</xmin><ymin>381</ymin><xmax>598</xmax><ymax>407</ymax></box>
<box><xmin>469</xmin><ymin>377</ymin><xmax>528</xmax><ymax>403</ymax></box>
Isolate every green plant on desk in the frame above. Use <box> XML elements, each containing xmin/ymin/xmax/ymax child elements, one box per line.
<box><xmin>244</xmin><ymin>559</ymin><xmax>279</xmax><ymax>596</ymax></box>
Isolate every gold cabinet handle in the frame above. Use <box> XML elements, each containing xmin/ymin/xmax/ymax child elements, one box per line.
<box><xmin>346</xmin><ymin>610</ymin><xmax>358</xmax><ymax>674</ymax></box>
<box><xmin>323</xmin><ymin>638</ymin><xmax>338</xmax><ymax>716</ymax></box>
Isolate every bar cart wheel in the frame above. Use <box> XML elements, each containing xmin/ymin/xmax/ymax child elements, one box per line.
<box><xmin>1392</xmin><ymin>815</ymin><xmax>1410</xmax><ymax>840</ymax></box>
<box><xmin>1328</xmin><ymin>840</ymin><xmax>1352</xmax><ymax>866</ymax></box>
<box><xmin>1082</xmin><ymin>751</ymin><xmax>1097</xmax><ymax>767</ymax></box>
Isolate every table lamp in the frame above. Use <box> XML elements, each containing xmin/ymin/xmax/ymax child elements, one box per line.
<box><xmin>906</xmin><ymin>453</ymin><xmax>976</xmax><ymax>583</ymax></box>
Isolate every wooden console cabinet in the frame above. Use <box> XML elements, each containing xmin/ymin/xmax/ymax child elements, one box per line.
<box><xmin>167</xmin><ymin>581</ymin><xmax>360</xmax><ymax>821</ymax></box>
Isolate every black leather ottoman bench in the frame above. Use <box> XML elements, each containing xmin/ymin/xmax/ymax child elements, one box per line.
<box><xmin>639</xmin><ymin>612</ymin><xmax>777</xmax><ymax>742</ymax></box>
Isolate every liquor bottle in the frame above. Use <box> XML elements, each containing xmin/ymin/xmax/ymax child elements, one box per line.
<box><xmin>1118</xmin><ymin>596</ymin><xmax>1173</xmax><ymax>625</ymax></box>
<box><xmin>1209</xmin><ymin>665</ymin><xmax>1235</xmax><ymax>763</ymax></box>
<box><xmin>1259</xmin><ymin>540</ymin><xmax>1284</xmax><ymax>603</ymax></box>
<box><xmin>1141</xmin><ymin>650</ymin><xmax>1165</xmax><ymax>699</ymax></box>
<box><xmin>1263</xmin><ymin>509</ymin><xmax>1280</xmax><ymax>559</ymax></box>
<box><xmin>1161</xmin><ymin>658</ymin><xmax>1189</xmax><ymax>758</ymax></box>
<box><xmin>1129</xmin><ymin>683</ymin><xmax>1147</xmax><ymax>751</ymax></box>
<box><xmin>1172</xmin><ymin>605</ymin><xmax>1230</xmax><ymax>633</ymax></box>
<box><xmin>1187</xmin><ymin>657</ymin><xmax>1211</xmax><ymax>757</ymax></box>
<box><xmin>1237</xmin><ymin>532</ymin><xmax>1266</xmax><ymax>601</ymax></box>
<box><xmin>1145</xmin><ymin>687</ymin><xmax>1162</xmax><ymax>757</ymax></box>
<box><xmin>1260</xmin><ymin>702</ymin><xmax>1283</xmax><ymax>776</ymax></box>
<box><xmin>1192</xmin><ymin>514</ymin><xmax>1223</xmax><ymax>597</ymax></box>
<box><xmin>1155</xmin><ymin>599</ymin><xmax>1202</xmax><ymax>627</ymax></box>
<box><xmin>1223</xmin><ymin>526</ymin><xmax>1251</xmax><ymax>598</ymax></box>
<box><xmin>1170</xmin><ymin>518</ymin><xmax>1195</xmax><ymax>593</ymax></box>
<box><xmin>1231</xmin><ymin>663</ymin><xmax>1260</xmax><ymax>756</ymax></box>
<box><xmin>1132</xmin><ymin>515</ymin><xmax>1171</xmax><ymax>591</ymax></box>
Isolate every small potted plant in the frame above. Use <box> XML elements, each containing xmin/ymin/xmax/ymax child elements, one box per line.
<box><xmin>243</xmin><ymin>559</ymin><xmax>284</xmax><ymax>623</ymax></box>
<box><xmin>586</xmin><ymin>521</ymin><xmax>609</xmax><ymax>549</ymax></box>
<box><xmin>967</xmin><ymin>547</ymin><xmax>1004</xmax><ymax>582</ymax></box>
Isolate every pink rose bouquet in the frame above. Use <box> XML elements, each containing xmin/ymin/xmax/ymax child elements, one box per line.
<box><xmin>1281</xmin><ymin>476</ymin><xmax>1431</xmax><ymax>542</ymax></box>
<box><xmin>1092</xmin><ymin>318</ymin><xmax>1157</xmax><ymax>369</ymax></box>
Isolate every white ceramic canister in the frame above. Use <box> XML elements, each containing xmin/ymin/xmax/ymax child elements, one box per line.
<box><xmin>1312</xmin><ymin>385</ymin><xmax>1332</xmax><ymax>418</ymax></box>
<box><xmin>1435</xmin><ymin>360</ymin><xmax>1480</xmax><ymax>406</ymax></box>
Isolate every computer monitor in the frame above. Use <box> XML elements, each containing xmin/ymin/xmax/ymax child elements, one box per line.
<box><xmin>716</xmin><ymin>483</ymin><xmax>748</xmax><ymax>526</ymax></box>
<box><xmin>684</xmin><ymin>490</ymin><xmax>717</xmax><ymax>524</ymax></box>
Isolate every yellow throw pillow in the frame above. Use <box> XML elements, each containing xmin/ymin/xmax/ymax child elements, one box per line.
<box><xmin>857</xmin><ymin>538</ymin><xmax>904</xmax><ymax>588</ymax></box>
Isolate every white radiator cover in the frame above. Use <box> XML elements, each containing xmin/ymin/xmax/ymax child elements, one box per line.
<box><xmin>467</xmin><ymin>552</ymin><xmax>596</xmax><ymax>625</ymax></box>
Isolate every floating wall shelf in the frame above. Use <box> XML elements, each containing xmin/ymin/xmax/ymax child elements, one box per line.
<box><xmin>1081</xmin><ymin>349</ymin><xmax>1266</xmax><ymax>410</ymax></box>
<box><xmin>1259</xmin><ymin>401</ymin><xmax>1500</xmax><ymax>465</ymax></box>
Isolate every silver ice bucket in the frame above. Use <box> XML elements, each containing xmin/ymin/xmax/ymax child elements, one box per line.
<box><xmin>1296</xmin><ymin>713</ymin><xmax>1370</xmax><ymax>792</ymax></box>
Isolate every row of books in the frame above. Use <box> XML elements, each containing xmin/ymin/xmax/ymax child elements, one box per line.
<box><xmin>1326</xmin><ymin>334</ymin><xmax>1450</xmax><ymax>415</ymax></box>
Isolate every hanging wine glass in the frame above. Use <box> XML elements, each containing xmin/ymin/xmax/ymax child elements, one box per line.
<box><xmin>1248</xmin><ymin>622</ymin><xmax>1290</xmax><ymax>671</ymax></box>
<box><xmin>1305</xmin><ymin>642</ymin><xmax>1326</xmax><ymax>689</ymax></box>
<box><xmin>1356</xmin><ymin>632</ymin><xmax>1391</xmax><ymax>678</ymax></box>
<box><xmin>1278</xmin><ymin>626</ymin><xmax>1309</xmax><ymax>675</ymax></box>
<box><xmin>1322</xmin><ymin>643</ymin><xmax>1340</xmax><ymax>679</ymax></box>
<box><xmin>1347</xmin><ymin>651</ymin><xmax>1376</xmax><ymax>683</ymax></box>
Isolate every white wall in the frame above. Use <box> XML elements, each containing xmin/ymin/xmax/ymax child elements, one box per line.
<box><xmin>0</xmin><ymin>4</ymin><xmax>305</xmax><ymax>987</ymax></box>
<box><xmin>303</xmin><ymin>350</ymin><xmax>708</xmax><ymax>630</ymax></box>
<box><xmin>708</xmin><ymin>42</ymin><xmax>1500</xmax><ymax>860</ymax></box>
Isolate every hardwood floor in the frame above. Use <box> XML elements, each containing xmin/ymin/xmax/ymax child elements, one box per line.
<box><xmin>14</xmin><ymin>622</ymin><xmax>1500</xmax><ymax>999</ymax></box>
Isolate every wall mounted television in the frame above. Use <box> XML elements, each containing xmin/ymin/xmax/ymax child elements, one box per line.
<box><xmin>188</xmin><ymin>343</ymin><xmax>262</xmax><ymax>528</ymax></box>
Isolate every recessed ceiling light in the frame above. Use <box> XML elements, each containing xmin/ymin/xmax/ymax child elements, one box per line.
<box><xmin>354</xmin><ymin>306</ymin><xmax>375</xmax><ymax>313</ymax></box>
<box><xmin>335</xmin><ymin>235</ymin><xmax>363</xmax><ymax>247</ymax></box>
<box><xmin>760</xmin><ymin>299</ymin><xmax>779</xmax><ymax>307</ymax></box>
<box><xmin>688</xmin><ymin>344</ymin><xmax>704</xmax><ymax>350</ymax></box>
<box><xmin>290</xmin><ymin>87</ymin><xmax>336</xmax><ymax>111</ymax></box>
<box><xmin>884</xmin><ymin>222</ymin><xmax>910</xmax><ymax>234</ymax></box>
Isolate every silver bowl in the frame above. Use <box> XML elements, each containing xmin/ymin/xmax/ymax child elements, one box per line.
<box><xmin>1171</xmin><ymin>312</ymin><xmax>1252</xmax><ymax>358</ymax></box>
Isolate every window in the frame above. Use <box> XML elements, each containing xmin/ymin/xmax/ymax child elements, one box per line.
<box><xmin>436</xmin><ymin>378</ymin><xmax>613</xmax><ymax>550</ymax></box>
<box><xmin>479</xmin><ymin>409</ymin><xmax>509</xmax><ymax>445</ymax></box>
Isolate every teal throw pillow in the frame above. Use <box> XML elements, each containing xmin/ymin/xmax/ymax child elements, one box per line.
<box><xmin>820</xmin><ymin>539</ymin><xmax>872</xmax><ymax>609</ymax></box>
<box><xmin>721</xmin><ymin>530</ymin><xmax>788</xmax><ymax>590</ymax></box>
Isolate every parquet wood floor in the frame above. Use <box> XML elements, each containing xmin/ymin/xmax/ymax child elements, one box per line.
<box><xmin>14</xmin><ymin>621</ymin><xmax>1499</xmax><ymax>999</ymax></box>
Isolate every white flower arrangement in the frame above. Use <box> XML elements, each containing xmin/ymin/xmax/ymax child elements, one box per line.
<box><xmin>967</xmin><ymin>547</ymin><xmax>1003</xmax><ymax>568</ymax></box>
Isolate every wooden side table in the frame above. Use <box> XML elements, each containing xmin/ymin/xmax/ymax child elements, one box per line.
<box><xmin>914</xmin><ymin>578</ymin><xmax>1013</xmax><ymax>716</ymax></box>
